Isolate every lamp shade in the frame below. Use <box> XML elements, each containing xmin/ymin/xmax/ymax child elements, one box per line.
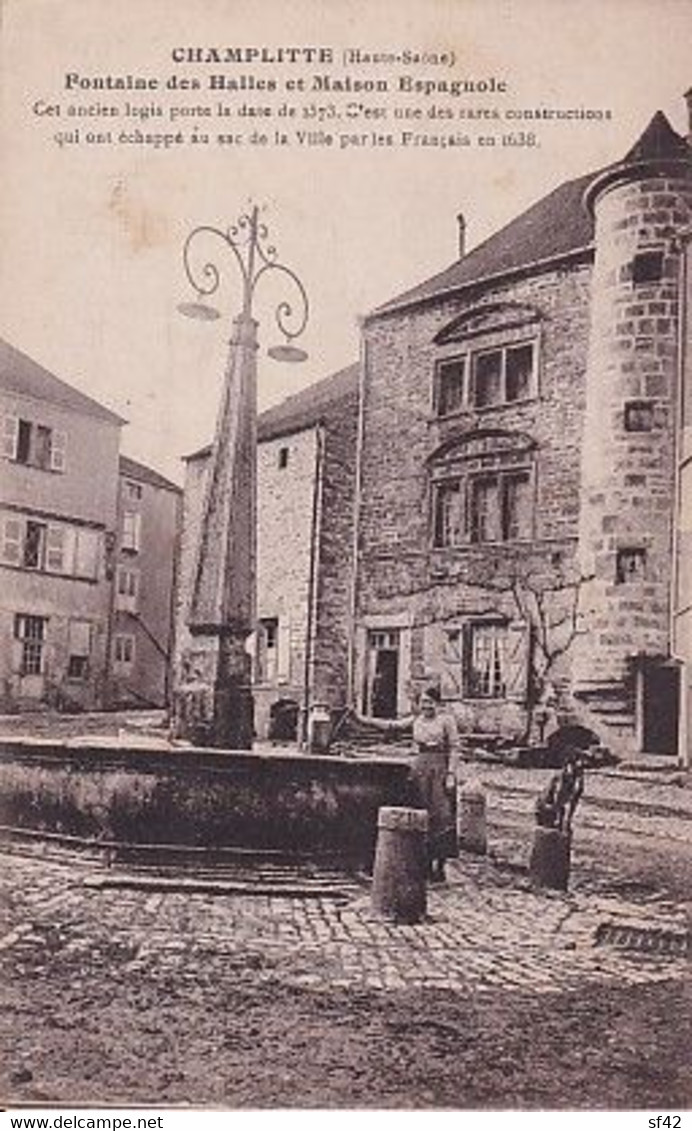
<box><xmin>267</xmin><ymin>343</ymin><xmax>308</xmax><ymax>363</ymax></box>
<box><xmin>178</xmin><ymin>301</ymin><xmax>221</xmax><ymax>321</ymax></box>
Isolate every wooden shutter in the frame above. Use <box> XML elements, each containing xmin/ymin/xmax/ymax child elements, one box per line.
<box><xmin>50</xmin><ymin>430</ymin><xmax>67</xmax><ymax>472</ymax></box>
<box><xmin>440</xmin><ymin>627</ymin><xmax>464</xmax><ymax>698</ymax></box>
<box><xmin>75</xmin><ymin>529</ymin><xmax>99</xmax><ymax>579</ymax></box>
<box><xmin>1</xmin><ymin>415</ymin><xmax>19</xmax><ymax>460</ymax></box>
<box><xmin>504</xmin><ymin>620</ymin><xmax>530</xmax><ymax>702</ymax></box>
<box><xmin>277</xmin><ymin>615</ymin><xmax>291</xmax><ymax>683</ymax></box>
<box><xmin>123</xmin><ymin>511</ymin><xmax>141</xmax><ymax>551</ymax></box>
<box><xmin>46</xmin><ymin>525</ymin><xmax>65</xmax><ymax>572</ymax></box>
<box><xmin>2</xmin><ymin>516</ymin><xmax>23</xmax><ymax>564</ymax></box>
<box><xmin>68</xmin><ymin>619</ymin><xmax>92</xmax><ymax>657</ymax></box>
<box><xmin>62</xmin><ymin>526</ymin><xmax>77</xmax><ymax>575</ymax></box>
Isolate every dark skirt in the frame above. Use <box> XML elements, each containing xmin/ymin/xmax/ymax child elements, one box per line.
<box><xmin>410</xmin><ymin>748</ymin><xmax>457</xmax><ymax>861</ymax></box>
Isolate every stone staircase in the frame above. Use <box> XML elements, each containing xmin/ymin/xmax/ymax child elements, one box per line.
<box><xmin>571</xmin><ymin>679</ymin><xmax>636</xmax><ymax>757</ymax></box>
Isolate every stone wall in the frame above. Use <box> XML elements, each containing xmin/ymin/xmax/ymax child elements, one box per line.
<box><xmin>355</xmin><ymin>261</ymin><xmax>593</xmax><ymax>735</ymax></box>
<box><xmin>174</xmin><ymin>386</ymin><xmax>359</xmax><ymax>739</ymax></box>
<box><xmin>312</xmin><ymin>384</ymin><xmax>360</xmax><ymax>712</ymax></box>
<box><xmin>575</xmin><ymin>171</ymin><xmax>692</xmax><ymax>691</ymax></box>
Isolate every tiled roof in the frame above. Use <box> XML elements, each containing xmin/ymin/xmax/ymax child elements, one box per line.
<box><xmin>185</xmin><ymin>362</ymin><xmax>359</xmax><ymax>461</ymax></box>
<box><xmin>0</xmin><ymin>338</ymin><xmax>126</xmax><ymax>425</ymax></box>
<box><xmin>372</xmin><ymin>112</ymin><xmax>691</xmax><ymax>318</ymax></box>
<box><xmin>119</xmin><ymin>454</ymin><xmax>182</xmax><ymax>494</ymax></box>
<box><xmin>372</xmin><ymin>170</ymin><xmax>598</xmax><ymax>317</ymax></box>
<box><xmin>257</xmin><ymin>362</ymin><xmax>358</xmax><ymax>440</ymax></box>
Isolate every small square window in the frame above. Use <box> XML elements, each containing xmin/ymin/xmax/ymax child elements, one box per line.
<box><xmin>624</xmin><ymin>400</ymin><xmax>654</xmax><ymax>432</ymax></box>
<box><xmin>125</xmin><ymin>480</ymin><xmax>143</xmax><ymax>501</ymax></box>
<box><xmin>67</xmin><ymin>655</ymin><xmax>89</xmax><ymax>680</ymax></box>
<box><xmin>616</xmin><ymin>547</ymin><xmax>646</xmax><ymax>584</ymax></box>
<box><xmin>114</xmin><ymin>634</ymin><xmax>135</xmax><ymax>667</ymax></box>
<box><xmin>631</xmin><ymin>251</ymin><xmax>664</xmax><ymax>285</ymax></box>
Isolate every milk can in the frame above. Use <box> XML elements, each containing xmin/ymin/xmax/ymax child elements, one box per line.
<box><xmin>308</xmin><ymin>702</ymin><xmax>332</xmax><ymax>754</ymax></box>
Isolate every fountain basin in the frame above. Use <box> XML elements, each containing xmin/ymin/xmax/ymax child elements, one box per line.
<box><xmin>0</xmin><ymin>739</ymin><xmax>414</xmax><ymax>866</ymax></box>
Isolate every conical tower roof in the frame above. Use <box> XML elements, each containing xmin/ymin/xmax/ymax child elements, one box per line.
<box><xmin>584</xmin><ymin>111</ymin><xmax>691</xmax><ymax>214</ymax></box>
<box><xmin>622</xmin><ymin>110</ymin><xmax>690</xmax><ymax>164</ymax></box>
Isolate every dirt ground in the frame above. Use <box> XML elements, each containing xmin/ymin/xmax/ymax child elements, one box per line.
<box><xmin>2</xmin><ymin>944</ymin><xmax>690</xmax><ymax>1109</ymax></box>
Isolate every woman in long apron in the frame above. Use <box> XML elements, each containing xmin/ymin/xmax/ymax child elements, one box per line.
<box><xmin>410</xmin><ymin>686</ymin><xmax>460</xmax><ymax>882</ymax></box>
<box><xmin>353</xmin><ymin>684</ymin><xmax>461</xmax><ymax>882</ymax></box>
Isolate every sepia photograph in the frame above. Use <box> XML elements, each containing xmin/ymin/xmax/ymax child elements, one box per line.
<box><xmin>0</xmin><ymin>0</ymin><xmax>690</xmax><ymax>1114</ymax></box>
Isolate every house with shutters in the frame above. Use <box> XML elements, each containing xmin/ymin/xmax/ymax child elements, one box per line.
<box><xmin>175</xmin><ymin>362</ymin><xmax>359</xmax><ymax>741</ymax></box>
<box><xmin>0</xmin><ymin>338</ymin><xmax>124</xmax><ymax>711</ymax></box>
<box><xmin>0</xmin><ymin>338</ymin><xmax>184</xmax><ymax>714</ymax></box>
<box><xmin>351</xmin><ymin>102</ymin><xmax>692</xmax><ymax>760</ymax></box>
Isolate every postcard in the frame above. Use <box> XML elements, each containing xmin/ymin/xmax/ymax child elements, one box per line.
<box><xmin>0</xmin><ymin>0</ymin><xmax>690</xmax><ymax>1115</ymax></box>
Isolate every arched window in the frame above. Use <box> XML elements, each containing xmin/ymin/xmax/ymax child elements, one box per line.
<box><xmin>428</xmin><ymin>429</ymin><xmax>537</xmax><ymax>548</ymax></box>
<box><xmin>433</xmin><ymin>301</ymin><xmax>542</xmax><ymax>418</ymax></box>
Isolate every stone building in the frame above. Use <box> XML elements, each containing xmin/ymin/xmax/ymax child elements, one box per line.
<box><xmin>110</xmin><ymin>455</ymin><xmax>182</xmax><ymax>709</ymax></box>
<box><xmin>352</xmin><ymin>106</ymin><xmax>692</xmax><ymax>760</ymax></box>
<box><xmin>0</xmin><ymin>338</ymin><xmax>123</xmax><ymax>711</ymax></box>
<box><xmin>176</xmin><ymin>363</ymin><xmax>358</xmax><ymax>741</ymax></box>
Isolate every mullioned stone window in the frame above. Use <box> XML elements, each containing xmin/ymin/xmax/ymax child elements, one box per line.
<box><xmin>429</xmin><ymin>429</ymin><xmax>536</xmax><ymax>548</ymax></box>
<box><xmin>433</xmin><ymin>301</ymin><xmax>542</xmax><ymax>419</ymax></box>
<box><xmin>436</xmin><ymin>340</ymin><xmax>537</xmax><ymax>416</ymax></box>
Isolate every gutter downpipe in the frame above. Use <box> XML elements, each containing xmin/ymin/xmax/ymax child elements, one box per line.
<box><xmin>347</xmin><ymin>322</ymin><xmax>368</xmax><ymax>710</ymax></box>
<box><xmin>673</xmin><ymin>230</ymin><xmax>692</xmax><ymax>766</ymax></box>
<box><xmin>301</xmin><ymin>421</ymin><xmax>325</xmax><ymax>747</ymax></box>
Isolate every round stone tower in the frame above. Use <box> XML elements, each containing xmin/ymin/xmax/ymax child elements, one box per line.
<box><xmin>573</xmin><ymin>112</ymin><xmax>692</xmax><ymax>750</ymax></box>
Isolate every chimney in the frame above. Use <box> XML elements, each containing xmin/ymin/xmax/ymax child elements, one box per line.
<box><xmin>685</xmin><ymin>87</ymin><xmax>692</xmax><ymax>143</ymax></box>
<box><xmin>456</xmin><ymin>212</ymin><xmax>466</xmax><ymax>259</ymax></box>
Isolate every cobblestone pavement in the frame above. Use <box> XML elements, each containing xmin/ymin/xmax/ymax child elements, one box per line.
<box><xmin>0</xmin><ymin>847</ymin><xmax>687</xmax><ymax>997</ymax></box>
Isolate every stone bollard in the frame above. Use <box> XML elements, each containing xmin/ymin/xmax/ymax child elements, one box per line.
<box><xmin>371</xmin><ymin>806</ymin><xmax>428</xmax><ymax>924</ymax></box>
<box><xmin>529</xmin><ymin>826</ymin><xmax>571</xmax><ymax>891</ymax></box>
<box><xmin>457</xmin><ymin>779</ymin><xmax>487</xmax><ymax>855</ymax></box>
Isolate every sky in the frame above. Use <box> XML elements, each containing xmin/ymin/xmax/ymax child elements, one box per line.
<box><xmin>1</xmin><ymin>0</ymin><xmax>691</xmax><ymax>482</ymax></box>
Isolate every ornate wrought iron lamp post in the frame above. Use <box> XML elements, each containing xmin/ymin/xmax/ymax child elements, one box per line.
<box><xmin>173</xmin><ymin>205</ymin><xmax>309</xmax><ymax>749</ymax></box>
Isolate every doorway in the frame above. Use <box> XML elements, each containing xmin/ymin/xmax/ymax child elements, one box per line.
<box><xmin>365</xmin><ymin>629</ymin><xmax>400</xmax><ymax>718</ymax></box>
<box><xmin>641</xmin><ymin>661</ymin><xmax>680</xmax><ymax>755</ymax></box>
